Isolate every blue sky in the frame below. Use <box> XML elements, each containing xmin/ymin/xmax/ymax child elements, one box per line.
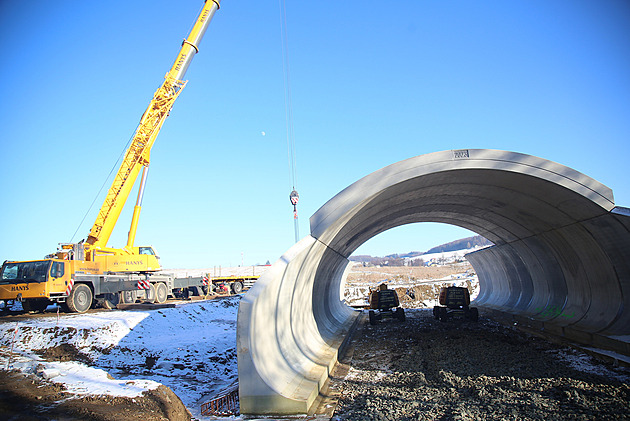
<box><xmin>1</xmin><ymin>0</ymin><xmax>628</xmax><ymax>268</ymax></box>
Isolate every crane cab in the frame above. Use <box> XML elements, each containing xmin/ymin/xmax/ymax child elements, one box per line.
<box><xmin>88</xmin><ymin>245</ymin><xmax>161</xmax><ymax>273</ymax></box>
<box><xmin>54</xmin><ymin>242</ymin><xmax>161</xmax><ymax>273</ymax></box>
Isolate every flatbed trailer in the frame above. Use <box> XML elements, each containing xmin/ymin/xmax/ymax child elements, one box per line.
<box><xmin>171</xmin><ymin>274</ymin><xmax>259</xmax><ymax>298</ymax></box>
<box><xmin>85</xmin><ymin>272</ymin><xmax>260</xmax><ymax>305</ymax></box>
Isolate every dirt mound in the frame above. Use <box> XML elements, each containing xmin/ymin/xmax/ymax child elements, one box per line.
<box><xmin>0</xmin><ymin>369</ymin><xmax>191</xmax><ymax>421</ymax></box>
<box><xmin>35</xmin><ymin>343</ymin><xmax>92</xmax><ymax>364</ymax></box>
<box><xmin>62</xmin><ymin>385</ymin><xmax>190</xmax><ymax>421</ymax></box>
<box><xmin>0</xmin><ymin>369</ymin><xmax>70</xmax><ymax>421</ymax></box>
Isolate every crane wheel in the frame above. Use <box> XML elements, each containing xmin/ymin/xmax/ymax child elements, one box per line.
<box><xmin>22</xmin><ymin>299</ymin><xmax>49</xmax><ymax>313</ymax></box>
<box><xmin>155</xmin><ymin>283</ymin><xmax>168</xmax><ymax>304</ymax></box>
<box><xmin>102</xmin><ymin>293</ymin><xmax>120</xmax><ymax>310</ymax></box>
<box><xmin>144</xmin><ymin>283</ymin><xmax>157</xmax><ymax>303</ymax></box>
<box><xmin>67</xmin><ymin>284</ymin><xmax>93</xmax><ymax>313</ymax></box>
<box><xmin>120</xmin><ymin>290</ymin><xmax>136</xmax><ymax>304</ymax></box>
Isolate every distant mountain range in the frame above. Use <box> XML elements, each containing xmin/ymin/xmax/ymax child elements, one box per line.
<box><xmin>350</xmin><ymin>235</ymin><xmax>493</xmax><ymax>264</ymax></box>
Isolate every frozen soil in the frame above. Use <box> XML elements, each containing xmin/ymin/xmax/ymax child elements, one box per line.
<box><xmin>2</xmin><ymin>265</ymin><xmax>628</xmax><ymax>420</ymax></box>
<box><xmin>0</xmin><ymin>297</ymin><xmax>243</xmax><ymax>420</ymax></box>
<box><xmin>0</xmin><ymin>369</ymin><xmax>188</xmax><ymax>421</ymax></box>
<box><xmin>331</xmin><ymin>309</ymin><xmax>630</xmax><ymax>421</ymax></box>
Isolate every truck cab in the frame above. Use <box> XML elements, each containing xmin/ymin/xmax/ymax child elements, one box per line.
<box><xmin>0</xmin><ymin>259</ymin><xmax>70</xmax><ymax>311</ymax></box>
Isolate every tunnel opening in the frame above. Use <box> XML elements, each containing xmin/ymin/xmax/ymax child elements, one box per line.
<box><xmin>237</xmin><ymin>150</ymin><xmax>630</xmax><ymax>415</ymax></box>
<box><xmin>344</xmin><ymin>222</ymin><xmax>489</xmax><ymax>311</ymax></box>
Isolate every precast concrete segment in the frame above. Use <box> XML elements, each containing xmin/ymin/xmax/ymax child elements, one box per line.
<box><xmin>236</xmin><ymin>149</ymin><xmax>629</xmax><ymax>415</ymax></box>
<box><xmin>237</xmin><ymin>236</ymin><xmax>357</xmax><ymax>414</ymax></box>
<box><xmin>582</xmin><ymin>209</ymin><xmax>630</xmax><ymax>334</ymax></box>
<box><xmin>310</xmin><ymin>149</ymin><xmax>615</xmax><ymax>251</ymax></box>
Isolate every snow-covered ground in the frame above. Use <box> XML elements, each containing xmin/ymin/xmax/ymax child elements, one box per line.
<box><xmin>1</xmin><ymin>253</ymin><xmax>626</xmax><ymax>419</ymax></box>
<box><xmin>409</xmin><ymin>245</ymin><xmax>487</xmax><ymax>265</ymax></box>
<box><xmin>0</xmin><ymin>296</ymin><xmax>241</xmax><ymax>419</ymax></box>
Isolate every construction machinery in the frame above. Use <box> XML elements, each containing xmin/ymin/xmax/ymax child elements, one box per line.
<box><xmin>368</xmin><ymin>283</ymin><xmax>406</xmax><ymax>325</ymax></box>
<box><xmin>0</xmin><ymin>1</ymin><xmax>222</xmax><ymax>313</ymax></box>
<box><xmin>433</xmin><ymin>286</ymin><xmax>479</xmax><ymax>322</ymax></box>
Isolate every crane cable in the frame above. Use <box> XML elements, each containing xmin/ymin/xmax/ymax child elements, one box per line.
<box><xmin>69</xmin><ymin>132</ymin><xmax>136</xmax><ymax>243</ymax></box>
<box><xmin>279</xmin><ymin>0</ymin><xmax>299</xmax><ymax>243</ymax></box>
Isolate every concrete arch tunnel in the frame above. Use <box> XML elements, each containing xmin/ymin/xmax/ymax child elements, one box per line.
<box><xmin>236</xmin><ymin>149</ymin><xmax>630</xmax><ymax>415</ymax></box>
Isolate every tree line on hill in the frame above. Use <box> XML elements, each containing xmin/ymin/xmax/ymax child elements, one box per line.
<box><xmin>350</xmin><ymin>235</ymin><xmax>493</xmax><ymax>266</ymax></box>
<box><xmin>425</xmin><ymin>235</ymin><xmax>493</xmax><ymax>254</ymax></box>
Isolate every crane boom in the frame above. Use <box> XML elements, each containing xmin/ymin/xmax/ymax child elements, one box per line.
<box><xmin>86</xmin><ymin>0</ymin><xmax>221</xmax><ymax>252</ymax></box>
<box><xmin>0</xmin><ymin>1</ymin><xmax>227</xmax><ymax>314</ymax></box>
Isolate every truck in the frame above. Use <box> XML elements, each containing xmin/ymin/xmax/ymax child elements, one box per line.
<box><xmin>0</xmin><ymin>0</ymin><xmax>230</xmax><ymax>313</ymax></box>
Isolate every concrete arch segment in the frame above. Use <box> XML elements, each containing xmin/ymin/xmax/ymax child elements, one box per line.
<box><xmin>237</xmin><ymin>235</ymin><xmax>357</xmax><ymax>414</ymax></box>
<box><xmin>237</xmin><ymin>149</ymin><xmax>630</xmax><ymax>415</ymax></box>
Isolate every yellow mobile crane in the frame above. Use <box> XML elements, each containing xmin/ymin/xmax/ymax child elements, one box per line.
<box><xmin>0</xmin><ymin>1</ymin><xmax>221</xmax><ymax>313</ymax></box>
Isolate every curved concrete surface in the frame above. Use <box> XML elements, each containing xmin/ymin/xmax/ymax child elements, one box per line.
<box><xmin>237</xmin><ymin>149</ymin><xmax>630</xmax><ymax>415</ymax></box>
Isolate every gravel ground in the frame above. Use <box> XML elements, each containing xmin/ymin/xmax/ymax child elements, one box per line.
<box><xmin>331</xmin><ymin>309</ymin><xmax>629</xmax><ymax>421</ymax></box>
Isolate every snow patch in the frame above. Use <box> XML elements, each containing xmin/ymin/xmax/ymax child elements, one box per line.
<box><xmin>0</xmin><ymin>296</ymin><xmax>241</xmax><ymax>418</ymax></box>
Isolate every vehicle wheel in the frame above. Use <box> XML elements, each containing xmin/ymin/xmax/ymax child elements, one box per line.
<box><xmin>67</xmin><ymin>284</ymin><xmax>93</xmax><ymax>313</ymax></box>
<box><xmin>21</xmin><ymin>300</ymin><xmax>32</xmax><ymax>312</ymax></box>
<box><xmin>231</xmin><ymin>281</ymin><xmax>244</xmax><ymax>295</ymax></box>
<box><xmin>22</xmin><ymin>299</ymin><xmax>49</xmax><ymax>313</ymax></box>
<box><xmin>438</xmin><ymin>307</ymin><xmax>448</xmax><ymax>322</ymax></box>
<box><xmin>369</xmin><ymin>310</ymin><xmax>377</xmax><ymax>325</ymax></box>
<box><xmin>101</xmin><ymin>293</ymin><xmax>120</xmax><ymax>309</ymax></box>
<box><xmin>145</xmin><ymin>283</ymin><xmax>157</xmax><ymax>303</ymax></box>
<box><xmin>469</xmin><ymin>307</ymin><xmax>479</xmax><ymax>322</ymax></box>
<box><xmin>396</xmin><ymin>307</ymin><xmax>406</xmax><ymax>322</ymax></box>
<box><xmin>120</xmin><ymin>290</ymin><xmax>136</xmax><ymax>304</ymax></box>
<box><xmin>155</xmin><ymin>283</ymin><xmax>168</xmax><ymax>304</ymax></box>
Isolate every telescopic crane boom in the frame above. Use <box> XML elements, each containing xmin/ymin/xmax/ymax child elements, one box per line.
<box><xmin>83</xmin><ymin>0</ymin><xmax>221</xmax><ymax>265</ymax></box>
<box><xmin>0</xmin><ymin>1</ymin><xmax>223</xmax><ymax>313</ymax></box>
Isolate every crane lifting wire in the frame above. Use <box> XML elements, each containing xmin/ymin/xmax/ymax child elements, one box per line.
<box><xmin>279</xmin><ymin>0</ymin><xmax>299</xmax><ymax>243</ymax></box>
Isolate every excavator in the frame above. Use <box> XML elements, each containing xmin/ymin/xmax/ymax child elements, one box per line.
<box><xmin>0</xmin><ymin>0</ymin><xmax>221</xmax><ymax>313</ymax></box>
